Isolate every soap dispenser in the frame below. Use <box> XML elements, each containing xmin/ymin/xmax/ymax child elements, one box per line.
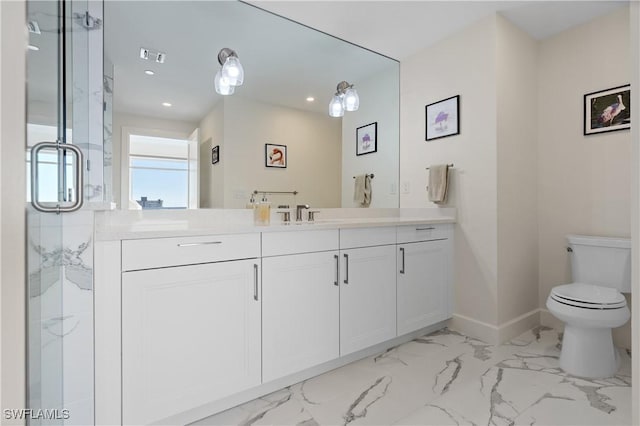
<box><xmin>246</xmin><ymin>193</ymin><xmax>257</xmax><ymax>210</ymax></box>
<box><xmin>254</xmin><ymin>194</ymin><xmax>271</xmax><ymax>226</ymax></box>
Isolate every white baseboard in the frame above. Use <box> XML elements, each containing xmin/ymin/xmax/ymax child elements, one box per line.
<box><xmin>450</xmin><ymin>309</ymin><xmax>542</xmax><ymax>345</ymax></box>
<box><xmin>449</xmin><ymin>314</ymin><xmax>500</xmax><ymax>345</ymax></box>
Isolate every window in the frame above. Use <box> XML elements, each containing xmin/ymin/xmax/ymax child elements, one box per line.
<box><xmin>127</xmin><ymin>133</ymin><xmax>197</xmax><ymax>209</ymax></box>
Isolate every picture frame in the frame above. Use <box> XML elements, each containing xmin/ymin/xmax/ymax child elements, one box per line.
<box><xmin>211</xmin><ymin>145</ymin><xmax>219</xmax><ymax>164</ymax></box>
<box><xmin>356</xmin><ymin>122</ymin><xmax>377</xmax><ymax>156</ymax></box>
<box><xmin>425</xmin><ymin>95</ymin><xmax>460</xmax><ymax>141</ymax></box>
<box><xmin>584</xmin><ymin>85</ymin><xmax>630</xmax><ymax>135</ymax></box>
<box><xmin>265</xmin><ymin>143</ymin><xmax>287</xmax><ymax>168</ymax></box>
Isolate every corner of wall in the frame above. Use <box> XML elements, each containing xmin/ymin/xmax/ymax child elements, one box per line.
<box><xmin>1</xmin><ymin>0</ymin><xmax>26</xmax><ymax>421</ymax></box>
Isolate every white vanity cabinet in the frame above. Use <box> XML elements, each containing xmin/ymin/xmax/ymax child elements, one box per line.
<box><xmin>396</xmin><ymin>225</ymin><xmax>454</xmax><ymax>335</ymax></box>
<box><xmin>339</xmin><ymin>227</ymin><xmax>397</xmax><ymax>356</ymax></box>
<box><xmin>261</xmin><ymin>230</ymin><xmax>340</xmax><ymax>382</ymax></box>
<box><xmin>121</xmin><ymin>234</ymin><xmax>261</xmax><ymax>425</ymax></box>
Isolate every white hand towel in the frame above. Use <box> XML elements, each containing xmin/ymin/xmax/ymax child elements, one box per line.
<box><xmin>427</xmin><ymin>165</ymin><xmax>450</xmax><ymax>204</ymax></box>
<box><xmin>353</xmin><ymin>174</ymin><xmax>372</xmax><ymax>207</ymax></box>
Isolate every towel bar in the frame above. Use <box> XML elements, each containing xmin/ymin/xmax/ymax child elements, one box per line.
<box><xmin>352</xmin><ymin>174</ymin><xmax>374</xmax><ymax>179</ymax></box>
<box><xmin>253</xmin><ymin>190</ymin><xmax>299</xmax><ymax>196</ymax></box>
<box><xmin>426</xmin><ymin>164</ymin><xmax>454</xmax><ymax>170</ymax></box>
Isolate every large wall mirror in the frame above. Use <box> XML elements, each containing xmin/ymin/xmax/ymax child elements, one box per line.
<box><xmin>105</xmin><ymin>1</ymin><xmax>400</xmax><ymax>210</ymax></box>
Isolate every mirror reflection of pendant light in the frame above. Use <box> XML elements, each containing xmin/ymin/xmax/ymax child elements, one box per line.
<box><xmin>329</xmin><ymin>95</ymin><xmax>345</xmax><ymax>117</ymax></box>
<box><xmin>328</xmin><ymin>81</ymin><xmax>359</xmax><ymax>117</ymax></box>
<box><xmin>214</xmin><ymin>69</ymin><xmax>234</xmax><ymax>96</ymax></box>
<box><xmin>216</xmin><ymin>48</ymin><xmax>244</xmax><ymax>91</ymax></box>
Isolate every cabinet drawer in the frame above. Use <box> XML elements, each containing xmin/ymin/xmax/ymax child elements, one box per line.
<box><xmin>122</xmin><ymin>233</ymin><xmax>260</xmax><ymax>271</ymax></box>
<box><xmin>396</xmin><ymin>224</ymin><xmax>451</xmax><ymax>244</ymax></box>
<box><xmin>262</xmin><ymin>229</ymin><xmax>338</xmax><ymax>257</ymax></box>
<box><xmin>340</xmin><ymin>227</ymin><xmax>396</xmax><ymax>249</ymax></box>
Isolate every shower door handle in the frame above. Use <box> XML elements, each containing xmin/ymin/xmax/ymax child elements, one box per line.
<box><xmin>30</xmin><ymin>141</ymin><xmax>84</xmax><ymax>214</ymax></box>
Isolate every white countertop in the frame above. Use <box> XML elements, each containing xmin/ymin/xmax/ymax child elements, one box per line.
<box><xmin>95</xmin><ymin>208</ymin><xmax>456</xmax><ymax>241</ymax></box>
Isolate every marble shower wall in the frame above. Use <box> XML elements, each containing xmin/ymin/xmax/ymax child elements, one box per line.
<box><xmin>28</xmin><ymin>209</ymin><xmax>95</xmax><ymax>426</ymax></box>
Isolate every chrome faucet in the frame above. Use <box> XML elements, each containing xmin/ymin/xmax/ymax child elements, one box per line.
<box><xmin>296</xmin><ymin>204</ymin><xmax>310</xmax><ymax>221</ymax></box>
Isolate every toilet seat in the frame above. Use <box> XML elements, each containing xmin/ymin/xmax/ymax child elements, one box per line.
<box><xmin>550</xmin><ymin>283</ymin><xmax>626</xmax><ymax>310</ymax></box>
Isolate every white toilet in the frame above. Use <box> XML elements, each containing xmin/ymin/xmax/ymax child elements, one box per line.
<box><xmin>546</xmin><ymin>235</ymin><xmax>631</xmax><ymax>379</ymax></box>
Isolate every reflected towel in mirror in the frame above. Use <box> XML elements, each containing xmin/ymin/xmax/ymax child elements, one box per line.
<box><xmin>353</xmin><ymin>174</ymin><xmax>372</xmax><ymax>207</ymax></box>
<box><xmin>427</xmin><ymin>164</ymin><xmax>450</xmax><ymax>204</ymax></box>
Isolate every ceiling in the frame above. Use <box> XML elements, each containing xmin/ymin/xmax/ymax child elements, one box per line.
<box><xmin>28</xmin><ymin>0</ymin><xmax>628</xmax><ymax>125</ymax></box>
<box><xmin>249</xmin><ymin>1</ymin><xmax>628</xmax><ymax>60</ymax></box>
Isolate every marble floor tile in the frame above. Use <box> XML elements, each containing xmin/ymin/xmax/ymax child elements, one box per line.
<box><xmin>194</xmin><ymin>327</ymin><xmax>631</xmax><ymax>426</ymax></box>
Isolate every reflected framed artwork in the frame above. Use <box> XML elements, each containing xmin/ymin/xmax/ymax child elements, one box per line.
<box><xmin>426</xmin><ymin>95</ymin><xmax>460</xmax><ymax>141</ymax></box>
<box><xmin>356</xmin><ymin>122</ymin><xmax>377</xmax><ymax>156</ymax></box>
<box><xmin>211</xmin><ymin>145</ymin><xmax>219</xmax><ymax>164</ymax></box>
<box><xmin>584</xmin><ymin>85</ymin><xmax>630</xmax><ymax>135</ymax></box>
<box><xmin>265</xmin><ymin>143</ymin><xmax>287</xmax><ymax>168</ymax></box>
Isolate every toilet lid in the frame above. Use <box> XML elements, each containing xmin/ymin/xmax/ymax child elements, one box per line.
<box><xmin>551</xmin><ymin>283</ymin><xmax>627</xmax><ymax>309</ymax></box>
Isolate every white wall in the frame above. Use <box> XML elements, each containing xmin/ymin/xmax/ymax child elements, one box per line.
<box><xmin>1</xmin><ymin>0</ymin><xmax>26</xmax><ymax>422</ymax></box>
<box><xmin>112</xmin><ymin>112</ymin><xmax>197</xmax><ymax>208</ymax></box>
<box><xmin>401</xmin><ymin>16</ymin><xmax>500</xmax><ymax>331</ymax></box>
<box><xmin>341</xmin><ymin>66</ymin><xmax>399</xmax><ymax>208</ymax></box>
<box><xmin>495</xmin><ymin>16</ymin><xmax>539</xmax><ymax>328</ymax></box>
<box><xmin>221</xmin><ymin>96</ymin><xmax>342</xmax><ymax>209</ymax></box>
<box><xmin>630</xmin><ymin>3</ymin><xmax>639</xmax><ymax>422</ymax></box>
<box><xmin>199</xmin><ymin>102</ymin><xmax>224</xmax><ymax>208</ymax></box>
<box><xmin>537</xmin><ymin>7</ymin><xmax>632</xmax><ymax>349</ymax></box>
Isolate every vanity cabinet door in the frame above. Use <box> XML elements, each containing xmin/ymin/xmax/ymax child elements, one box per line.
<box><xmin>339</xmin><ymin>245</ymin><xmax>397</xmax><ymax>356</ymax></box>
<box><xmin>397</xmin><ymin>239</ymin><xmax>452</xmax><ymax>335</ymax></box>
<box><xmin>262</xmin><ymin>251</ymin><xmax>339</xmax><ymax>382</ymax></box>
<box><xmin>122</xmin><ymin>259</ymin><xmax>261</xmax><ymax>425</ymax></box>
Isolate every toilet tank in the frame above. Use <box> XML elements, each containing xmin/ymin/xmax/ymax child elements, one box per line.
<box><xmin>568</xmin><ymin>235</ymin><xmax>631</xmax><ymax>293</ymax></box>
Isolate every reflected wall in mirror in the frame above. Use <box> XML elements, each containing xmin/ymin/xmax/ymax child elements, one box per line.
<box><xmin>104</xmin><ymin>1</ymin><xmax>400</xmax><ymax>210</ymax></box>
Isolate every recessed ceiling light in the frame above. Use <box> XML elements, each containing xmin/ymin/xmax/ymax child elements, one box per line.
<box><xmin>144</xmin><ymin>70</ymin><xmax>155</xmax><ymax>76</ymax></box>
<box><xmin>27</xmin><ymin>44</ymin><xmax>40</xmax><ymax>51</ymax></box>
<box><xmin>162</xmin><ymin>102</ymin><xmax>172</xmax><ymax>107</ymax></box>
<box><xmin>306</xmin><ymin>97</ymin><xmax>315</xmax><ymax>102</ymax></box>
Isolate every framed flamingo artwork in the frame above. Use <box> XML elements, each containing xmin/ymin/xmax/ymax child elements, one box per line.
<box><xmin>265</xmin><ymin>143</ymin><xmax>287</xmax><ymax>168</ymax></box>
<box><xmin>584</xmin><ymin>85</ymin><xmax>630</xmax><ymax>135</ymax></box>
<box><xmin>356</xmin><ymin>122</ymin><xmax>377</xmax><ymax>156</ymax></box>
<box><xmin>425</xmin><ymin>95</ymin><xmax>460</xmax><ymax>141</ymax></box>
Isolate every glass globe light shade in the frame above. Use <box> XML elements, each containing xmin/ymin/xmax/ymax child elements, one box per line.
<box><xmin>214</xmin><ymin>70</ymin><xmax>234</xmax><ymax>95</ymax></box>
<box><xmin>343</xmin><ymin>87</ymin><xmax>359</xmax><ymax>111</ymax></box>
<box><xmin>221</xmin><ymin>56</ymin><xmax>244</xmax><ymax>86</ymax></box>
<box><xmin>329</xmin><ymin>95</ymin><xmax>345</xmax><ymax>117</ymax></box>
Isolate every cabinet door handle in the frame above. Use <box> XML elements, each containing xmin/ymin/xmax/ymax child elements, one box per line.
<box><xmin>343</xmin><ymin>253</ymin><xmax>349</xmax><ymax>284</ymax></box>
<box><xmin>399</xmin><ymin>247</ymin><xmax>405</xmax><ymax>274</ymax></box>
<box><xmin>177</xmin><ymin>241</ymin><xmax>222</xmax><ymax>247</ymax></box>
<box><xmin>415</xmin><ymin>227</ymin><xmax>435</xmax><ymax>231</ymax></box>
<box><xmin>334</xmin><ymin>255</ymin><xmax>339</xmax><ymax>286</ymax></box>
<box><xmin>253</xmin><ymin>263</ymin><xmax>259</xmax><ymax>301</ymax></box>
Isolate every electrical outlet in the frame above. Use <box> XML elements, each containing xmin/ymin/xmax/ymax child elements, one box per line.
<box><xmin>234</xmin><ymin>190</ymin><xmax>245</xmax><ymax>199</ymax></box>
<box><xmin>390</xmin><ymin>183</ymin><xmax>397</xmax><ymax>195</ymax></box>
<box><xmin>402</xmin><ymin>181</ymin><xmax>411</xmax><ymax>194</ymax></box>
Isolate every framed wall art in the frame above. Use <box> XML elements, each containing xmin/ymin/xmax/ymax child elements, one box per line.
<box><xmin>211</xmin><ymin>145</ymin><xmax>219</xmax><ymax>164</ymax></box>
<box><xmin>356</xmin><ymin>122</ymin><xmax>377</xmax><ymax>156</ymax></box>
<box><xmin>426</xmin><ymin>95</ymin><xmax>460</xmax><ymax>141</ymax></box>
<box><xmin>584</xmin><ymin>85</ymin><xmax>630</xmax><ymax>135</ymax></box>
<box><xmin>265</xmin><ymin>143</ymin><xmax>287</xmax><ymax>168</ymax></box>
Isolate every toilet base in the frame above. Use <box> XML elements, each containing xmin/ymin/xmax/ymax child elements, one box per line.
<box><xmin>559</xmin><ymin>325</ymin><xmax>620</xmax><ymax>379</ymax></box>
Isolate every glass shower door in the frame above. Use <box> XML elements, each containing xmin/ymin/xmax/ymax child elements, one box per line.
<box><xmin>26</xmin><ymin>0</ymin><xmax>97</xmax><ymax>424</ymax></box>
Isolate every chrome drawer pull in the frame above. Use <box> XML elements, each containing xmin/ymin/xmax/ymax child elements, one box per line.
<box><xmin>253</xmin><ymin>264</ymin><xmax>259</xmax><ymax>301</ymax></box>
<box><xmin>343</xmin><ymin>253</ymin><xmax>349</xmax><ymax>284</ymax></box>
<box><xmin>416</xmin><ymin>227</ymin><xmax>436</xmax><ymax>231</ymax></box>
<box><xmin>176</xmin><ymin>241</ymin><xmax>222</xmax><ymax>247</ymax></box>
